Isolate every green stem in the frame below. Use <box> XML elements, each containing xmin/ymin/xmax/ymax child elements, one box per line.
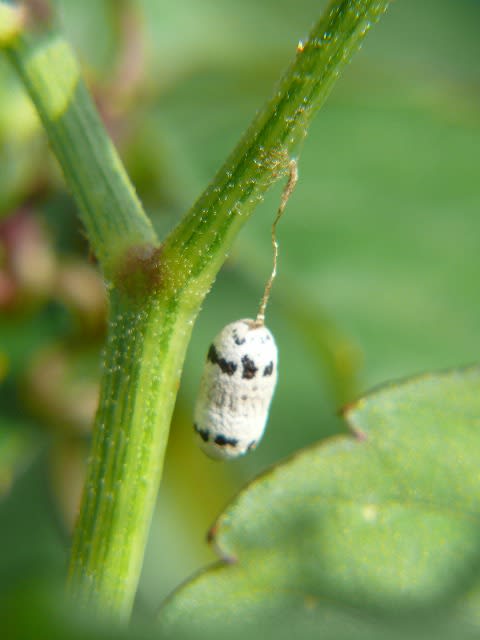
<box><xmin>0</xmin><ymin>3</ymin><xmax>25</xmax><ymax>45</ymax></box>
<box><xmin>161</xmin><ymin>0</ymin><xmax>391</xmax><ymax>292</ymax></box>
<box><xmin>5</xmin><ymin>29</ymin><xmax>157</xmax><ymax>278</ymax></box>
<box><xmin>1</xmin><ymin>0</ymin><xmax>391</xmax><ymax>622</ymax></box>
<box><xmin>67</xmin><ymin>291</ymin><xmax>194</xmax><ymax>618</ymax></box>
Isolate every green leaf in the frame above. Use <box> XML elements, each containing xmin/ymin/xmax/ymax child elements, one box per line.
<box><xmin>158</xmin><ymin>366</ymin><xmax>480</xmax><ymax>636</ymax></box>
<box><xmin>0</xmin><ymin>417</ymin><xmax>39</xmax><ymax>497</ymax></box>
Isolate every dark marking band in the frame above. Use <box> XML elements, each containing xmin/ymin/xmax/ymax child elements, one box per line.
<box><xmin>194</xmin><ymin>423</ymin><xmax>210</xmax><ymax>442</ymax></box>
<box><xmin>241</xmin><ymin>355</ymin><xmax>257</xmax><ymax>379</ymax></box>
<box><xmin>263</xmin><ymin>361</ymin><xmax>274</xmax><ymax>377</ymax></box>
<box><xmin>207</xmin><ymin>344</ymin><xmax>237</xmax><ymax>375</ymax></box>
<box><xmin>214</xmin><ymin>434</ymin><xmax>239</xmax><ymax>447</ymax></box>
<box><xmin>232</xmin><ymin>328</ymin><xmax>246</xmax><ymax>346</ymax></box>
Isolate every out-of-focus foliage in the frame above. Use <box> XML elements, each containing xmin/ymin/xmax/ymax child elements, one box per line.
<box><xmin>159</xmin><ymin>367</ymin><xmax>480</xmax><ymax>636</ymax></box>
<box><xmin>0</xmin><ymin>0</ymin><xmax>479</xmax><ymax>636</ymax></box>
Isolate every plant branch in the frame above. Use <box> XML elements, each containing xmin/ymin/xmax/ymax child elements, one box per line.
<box><xmin>161</xmin><ymin>0</ymin><xmax>391</xmax><ymax>295</ymax></box>
<box><xmin>1</xmin><ymin>0</ymin><xmax>391</xmax><ymax>622</ymax></box>
<box><xmin>4</xmin><ymin>25</ymin><xmax>157</xmax><ymax>278</ymax></box>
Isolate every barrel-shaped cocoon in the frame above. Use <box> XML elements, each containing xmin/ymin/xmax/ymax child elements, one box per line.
<box><xmin>194</xmin><ymin>319</ymin><xmax>278</xmax><ymax>460</ymax></box>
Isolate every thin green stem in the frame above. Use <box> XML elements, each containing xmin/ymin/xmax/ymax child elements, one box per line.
<box><xmin>5</xmin><ymin>29</ymin><xmax>157</xmax><ymax>278</ymax></box>
<box><xmin>0</xmin><ymin>3</ymin><xmax>25</xmax><ymax>45</ymax></box>
<box><xmin>161</xmin><ymin>0</ymin><xmax>391</xmax><ymax>294</ymax></box>
<box><xmin>1</xmin><ymin>0</ymin><xmax>391</xmax><ymax>622</ymax></box>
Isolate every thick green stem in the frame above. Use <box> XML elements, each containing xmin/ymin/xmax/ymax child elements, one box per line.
<box><xmin>2</xmin><ymin>0</ymin><xmax>391</xmax><ymax>622</ymax></box>
<box><xmin>67</xmin><ymin>291</ymin><xmax>195</xmax><ymax>617</ymax></box>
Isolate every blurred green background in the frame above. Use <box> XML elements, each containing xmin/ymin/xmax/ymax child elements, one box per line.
<box><xmin>1</xmin><ymin>0</ymin><xmax>479</xmax><ymax>623</ymax></box>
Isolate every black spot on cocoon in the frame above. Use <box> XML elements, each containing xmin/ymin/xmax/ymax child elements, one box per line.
<box><xmin>263</xmin><ymin>361</ymin><xmax>274</xmax><ymax>376</ymax></box>
<box><xmin>241</xmin><ymin>355</ymin><xmax>257</xmax><ymax>379</ymax></box>
<box><xmin>214</xmin><ymin>434</ymin><xmax>239</xmax><ymax>447</ymax></box>
<box><xmin>206</xmin><ymin>343</ymin><xmax>220</xmax><ymax>364</ymax></box>
<box><xmin>194</xmin><ymin>423</ymin><xmax>210</xmax><ymax>442</ymax></box>
<box><xmin>207</xmin><ymin>343</ymin><xmax>237</xmax><ymax>376</ymax></box>
<box><xmin>232</xmin><ymin>328</ymin><xmax>246</xmax><ymax>346</ymax></box>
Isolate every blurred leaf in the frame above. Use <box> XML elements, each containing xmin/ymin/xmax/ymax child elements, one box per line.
<box><xmin>0</xmin><ymin>452</ymin><xmax>66</xmax><ymax>593</ymax></box>
<box><xmin>0</xmin><ymin>581</ymin><xmax>159</xmax><ymax>640</ymax></box>
<box><xmin>52</xmin><ymin>0</ymin><xmax>118</xmax><ymax>75</ymax></box>
<box><xmin>22</xmin><ymin>342</ymin><xmax>100</xmax><ymax>435</ymax></box>
<box><xmin>0</xmin><ymin>416</ymin><xmax>39</xmax><ymax>497</ymax></box>
<box><xmin>1</xmin><ymin>581</ymin><xmax>479</xmax><ymax>640</ymax></box>
<box><xmin>158</xmin><ymin>366</ymin><xmax>480</xmax><ymax>636</ymax></box>
<box><xmin>0</xmin><ymin>305</ymin><xmax>69</xmax><ymax>375</ymax></box>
